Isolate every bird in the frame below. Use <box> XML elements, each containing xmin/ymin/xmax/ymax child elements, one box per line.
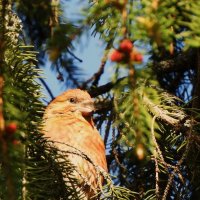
<box><xmin>42</xmin><ymin>89</ymin><xmax>107</xmax><ymax>199</ymax></box>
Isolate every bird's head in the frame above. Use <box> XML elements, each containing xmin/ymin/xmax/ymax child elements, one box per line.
<box><xmin>45</xmin><ymin>89</ymin><xmax>95</xmax><ymax>120</ymax></box>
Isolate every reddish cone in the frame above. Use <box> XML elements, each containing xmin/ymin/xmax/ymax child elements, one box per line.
<box><xmin>120</xmin><ymin>39</ymin><xmax>133</xmax><ymax>53</ymax></box>
<box><xmin>110</xmin><ymin>50</ymin><xmax>124</xmax><ymax>62</ymax></box>
<box><xmin>5</xmin><ymin>123</ymin><xmax>17</xmax><ymax>135</ymax></box>
<box><xmin>134</xmin><ymin>53</ymin><xmax>143</xmax><ymax>62</ymax></box>
<box><xmin>130</xmin><ymin>51</ymin><xmax>143</xmax><ymax>63</ymax></box>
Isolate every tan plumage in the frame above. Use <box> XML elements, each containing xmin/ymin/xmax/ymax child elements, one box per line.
<box><xmin>42</xmin><ymin>89</ymin><xmax>107</xmax><ymax>198</ymax></box>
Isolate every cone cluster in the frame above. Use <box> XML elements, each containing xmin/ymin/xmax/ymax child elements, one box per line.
<box><xmin>110</xmin><ymin>39</ymin><xmax>143</xmax><ymax>63</ymax></box>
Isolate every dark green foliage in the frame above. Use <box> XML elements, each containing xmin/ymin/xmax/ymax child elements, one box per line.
<box><xmin>0</xmin><ymin>3</ymin><xmax>84</xmax><ymax>199</ymax></box>
<box><xmin>26</xmin><ymin>135</ymin><xmax>83</xmax><ymax>200</ymax></box>
<box><xmin>1</xmin><ymin>0</ymin><xmax>200</xmax><ymax>199</ymax></box>
<box><xmin>16</xmin><ymin>0</ymin><xmax>53</xmax><ymax>47</ymax></box>
<box><xmin>83</xmin><ymin>1</ymin><xmax>200</xmax><ymax>199</ymax></box>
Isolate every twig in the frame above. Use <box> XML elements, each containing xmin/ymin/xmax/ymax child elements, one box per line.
<box><xmin>92</xmin><ymin>58</ymin><xmax>106</xmax><ymax>87</ymax></box>
<box><xmin>39</xmin><ymin>77</ymin><xmax>55</xmax><ymax>100</ymax></box>
<box><xmin>153</xmin><ymin>150</ymin><xmax>160</xmax><ymax>199</ymax></box>
<box><xmin>161</xmin><ymin>120</ymin><xmax>193</xmax><ymax>200</ymax></box>
<box><xmin>104</xmin><ymin>110</ymin><xmax>113</xmax><ymax>147</ymax></box>
<box><xmin>59</xmin><ymin>57</ymin><xmax>81</xmax><ymax>87</ymax></box>
<box><xmin>89</xmin><ymin>76</ymin><xmax>126</xmax><ymax>97</ymax></box>
<box><xmin>66</xmin><ymin>48</ymin><xmax>83</xmax><ymax>63</ymax></box>
<box><xmin>81</xmin><ymin>61</ymin><xmax>105</xmax><ymax>89</ymax></box>
<box><xmin>34</xmin><ymin>64</ymin><xmax>55</xmax><ymax>100</ymax></box>
<box><xmin>80</xmin><ymin>41</ymin><xmax>113</xmax><ymax>89</ymax></box>
<box><xmin>111</xmin><ymin>128</ymin><xmax>127</xmax><ymax>173</ymax></box>
<box><xmin>151</xmin><ymin>116</ymin><xmax>166</xmax><ymax>165</ymax></box>
<box><xmin>143</xmin><ymin>95</ymin><xmax>182</xmax><ymax>126</ymax></box>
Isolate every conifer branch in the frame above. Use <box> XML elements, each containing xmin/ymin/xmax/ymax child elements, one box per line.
<box><xmin>154</xmin><ymin>50</ymin><xmax>196</xmax><ymax>73</ymax></box>
<box><xmin>162</xmin><ymin>147</ymin><xmax>188</xmax><ymax>200</ymax></box>
<box><xmin>162</xmin><ymin>119</ymin><xmax>193</xmax><ymax>200</ymax></box>
<box><xmin>89</xmin><ymin>77</ymin><xmax>126</xmax><ymax>97</ymax></box>
<box><xmin>0</xmin><ymin>2</ymin><xmax>17</xmax><ymax>199</ymax></box>
<box><xmin>153</xmin><ymin>150</ymin><xmax>160</xmax><ymax>199</ymax></box>
<box><xmin>143</xmin><ymin>95</ymin><xmax>184</xmax><ymax>126</ymax></box>
<box><xmin>151</xmin><ymin>115</ymin><xmax>190</xmax><ymax>200</ymax></box>
<box><xmin>151</xmin><ymin>116</ymin><xmax>167</xmax><ymax>168</ymax></box>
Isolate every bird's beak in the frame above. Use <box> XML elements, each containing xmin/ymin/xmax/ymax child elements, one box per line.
<box><xmin>79</xmin><ymin>100</ymin><xmax>95</xmax><ymax>117</ymax></box>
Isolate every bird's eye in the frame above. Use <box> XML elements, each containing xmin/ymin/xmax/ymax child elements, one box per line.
<box><xmin>69</xmin><ymin>97</ymin><xmax>76</xmax><ymax>103</ymax></box>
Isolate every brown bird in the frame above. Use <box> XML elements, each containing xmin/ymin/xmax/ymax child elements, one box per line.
<box><xmin>42</xmin><ymin>89</ymin><xmax>107</xmax><ymax>198</ymax></box>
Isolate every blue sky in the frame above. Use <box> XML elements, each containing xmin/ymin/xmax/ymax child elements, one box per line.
<box><xmin>41</xmin><ymin>33</ymin><xmax>106</xmax><ymax>100</ymax></box>
<box><xmin>41</xmin><ymin>1</ymin><xmax>111</xmax><ymax>101</ymax></box>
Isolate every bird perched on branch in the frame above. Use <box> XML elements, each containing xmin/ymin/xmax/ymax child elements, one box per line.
<box><xmin>42</xmin><ymin>89</ymin><xmax>107</xmax><ymax>199</ymax></box>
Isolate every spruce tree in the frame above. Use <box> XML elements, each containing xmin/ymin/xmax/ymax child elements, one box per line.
<box><xmin>1</xmin><ymin>0</ymin><xmax>200</xmax><ymax>199</ymax></box>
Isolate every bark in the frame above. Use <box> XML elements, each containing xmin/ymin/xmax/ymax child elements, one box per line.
<box><xmin>154</xmin><ymin>50</ymin><xmax>196</xmax><ymax>73</ymax></box>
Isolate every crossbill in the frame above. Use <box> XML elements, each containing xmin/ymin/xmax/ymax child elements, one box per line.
<box><xmin>42</xmin><ymin>89</ymin><xmax>107</xmax><ymax>199</ymax></box>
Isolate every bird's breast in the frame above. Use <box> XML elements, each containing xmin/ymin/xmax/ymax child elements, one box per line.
<box><xmin>43</xmin><ymin>115</ymin><xmax>107</xmax><ymax>172</ymax></box>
